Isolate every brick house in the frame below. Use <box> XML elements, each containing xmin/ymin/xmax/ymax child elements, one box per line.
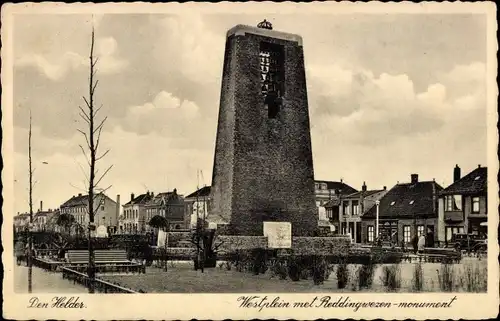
<box><xmin>184</xmin><ymin>186</ymin><xmax>212</xmax><ymax>228</ymax></box>
<box><xmin>60</xmin><ymin>193</ymin><xmax>119</xmax><ymax>234</ymax></box>
<box><xmin>338</xmin><ymin>182</ymin><xmax>388</xmax><ymax>243</ymax></box>
<box><xmin>120</xmin><ymin>192</ymin><xmax>154</xmax><ymax>234</ymax></box>
<box><xmin>437</xmin><ymin>165</ymin><xmax>488</xmax><ymax>244</ymax></box>
<box><xmin>320</xmin><ymin>180</ymin><xmax>358</xmax><ymax>232</ymax></box>
<box><xmin>144</xmin><ymin>189</ymin><xmax>187</xmax><ymax>230</ymax></box>
<box><xmin>361</xmin><ymin>174</ymin><xmax>442</xmax><ymax>246</ymax></box>
<box><xmin>14</xmin><ymin>213</ymin><xmax>30</xmax><ymax>232</ymax></box>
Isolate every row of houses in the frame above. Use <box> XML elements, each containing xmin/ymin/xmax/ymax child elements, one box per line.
<box><xmin>14</xmin><ymin>164</ymin><xmax>488</xmax><ymax>247</ymax></box>
<box><xmin>332</xmin><ymin>165</ymin><xmax>488</xmax><ymax>246</ymax></box>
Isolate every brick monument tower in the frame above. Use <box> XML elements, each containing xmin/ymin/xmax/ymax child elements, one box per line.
<box><xmin>210</xmin><ymin>20</ymin><xmax>317</xmax><ymax>236</ymax></box>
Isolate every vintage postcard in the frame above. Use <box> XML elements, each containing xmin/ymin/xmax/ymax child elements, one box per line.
<box><xmin>1</xmin><ymin>1</ymin><xmax>498</xmax><ymax>320</ymax></box>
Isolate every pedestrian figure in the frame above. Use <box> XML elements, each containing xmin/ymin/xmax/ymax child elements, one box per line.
<box><xmin>15</xmin><ymin>239</ymin><xmax>25</xmax><ymax>266</ymax></box>
<box><xmin>412</xmin><ymin>235</ymin><xmax>418</xmax><ymax>254</ymax></box>
<box><xmin>418</xmin><ymin>234</ymin><xmax>426</xmax><ymax>255</ymax></box>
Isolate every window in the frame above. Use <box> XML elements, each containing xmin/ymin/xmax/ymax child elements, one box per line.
<box><xmin>368</xmin><ymin>226</ymin><xmax>374</xmax><ymax>242</ymax></box>
<box><xmin>403</xmin><ymin>226</ymin><xmax>411</xmax><ymax>243</ymax></box>
<box><xmin>343</xmin><ymin>202</ymin><xmax>350</xmax><ymax>216</ymax></box>
<box><xmin>260</xmin><ymin>42</ymin><xmax>284</xmax><ymax>119</ymax></box>
<box><xmin>472</xmin><ymin>197</ymin><xmax>480</xmax><ymax>213</ymax></box>
<box><xmin>417</xmin><ymin>225</ymin><xmax>425</xmax><ymax>237</ymax></box>
<box><xmin>101</xmin><ymin>206</ymin><xmax>105</xmax><ymax>211</ymax></box>
<box><xmin>352</xmin><ymin>200</ymin><xmax>359</xmax><ymax>215</ymax></box>
<box><xmin>446</xmin><ymin>226</ymin><xmax>465</xmax><ymax>241</ymax></box>
<box><xmin>445</xmin><ymin>195</ymin><xmax>462</xmax><ymax>211</ymax></box>
<box><xmin>321</xmin><ymin>183</ymin><xmax>327</xmax><ymax>190</ymax></box>
<box><xmin>315</xmin><ymin>183</ymin><xmax>319</xmax><ymax>190</ymax></box>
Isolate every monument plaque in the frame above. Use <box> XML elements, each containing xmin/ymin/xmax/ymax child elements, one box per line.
<box><xmin>263</xmin><ymin>221</ymin><xmax>292</xmax><ymax>248</ymax></box>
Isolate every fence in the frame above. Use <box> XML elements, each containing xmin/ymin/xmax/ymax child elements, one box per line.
<box><xmin>61</xmin><ymin>267</ymin><xmax>140</xmax><ymax>293</ymax></box>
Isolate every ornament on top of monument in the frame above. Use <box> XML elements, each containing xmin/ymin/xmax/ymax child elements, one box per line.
<box><xmin>257</xmin><ymin>19</ymin><xmax>273</xmax><ymax>30</ymax></box>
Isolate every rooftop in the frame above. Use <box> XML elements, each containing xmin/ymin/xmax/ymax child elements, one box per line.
<box><xmin>314</xmin><ymin>180</ymin><xmax>358</xmax><ymax>195</ymax></box>
<box><xmin>440</xmin><ymin>166</ymin><xmax>487</xmax><ymax>196</ymax></box>
<box><xmin>186</xmin><ymin>186</ymin><xmax>211</xmax><ymax>199</ymax></box>
<box><xmin>364</xmin><ymin>180</ymin><xmax>443</xmax><ymax>219</ymax></box>
<box><xmin>124</xmin><ymin>192</ymin><xmax>154</xmax><ymax>206</ymax></box>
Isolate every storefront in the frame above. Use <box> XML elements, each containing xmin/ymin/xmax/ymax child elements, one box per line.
<box><xmin>379</xmin><ymin>220</ymin><xmax>398</xmax><ymax>244</ymax></box>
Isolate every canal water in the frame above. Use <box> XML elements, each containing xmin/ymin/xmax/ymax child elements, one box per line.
<box><xmin>13</xmin><ymin>264</ymin><xmax>87</xmax><ymax>293</ymax></box>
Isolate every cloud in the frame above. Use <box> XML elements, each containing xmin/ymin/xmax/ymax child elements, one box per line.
<box><xmin>15</xmin><ymin>36</ymin><xmax>128</xmax><ymax>80</ymax></box>
<box><xmin>152</xmin><ymin>14</ymin><xmax>225</xmax><ymax>85</ymax></box>
<box><xmin>122</xmin><ymin>91</ymin><xmax>203</xmax><ymax>138</ymax></box>
<box><xmin>307</xmin><ymin>61</ymin><xmax>485</xmax><ymax>145</ymax></box>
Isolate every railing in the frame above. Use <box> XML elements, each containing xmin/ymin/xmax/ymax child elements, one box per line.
<box><xmin>64</xmin><ymin>264</ymin><xmax>145</xmax><ymax>274</ymax></box>
<box><xmin>61</xmin><ymin>267</ymin><xmax>141</xmax><ymax>293</ymax></box>
<box><xmin>35</xmin><ymin>249</ymin><xmax>60</xmax><ymax>257</ymax></box>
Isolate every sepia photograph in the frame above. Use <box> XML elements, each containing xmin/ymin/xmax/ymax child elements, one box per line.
<box><xmin>1</xmin><ymin>2</ymin><xmax>498</xmax><ymax>320</ymax></box>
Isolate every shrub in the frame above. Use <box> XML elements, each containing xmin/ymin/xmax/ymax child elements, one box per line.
<box><xmin>437</xmin><ymin>263</ymin><xmax>455</xmax><ymax>292</ymax></box>
<box><xmin>412</xmin><ymin>262</ymin><xmax>424</xmax><ymax>292</ymax></box>
<box><xmin>287</xmin><ymin>257</ymin><xmax>301</xmax><ymax>281</ymax></box>
<box><xmin>270</xmin><ymin>258</ymin><xmax>288</xmax><ymax>280</ymax></box>
<box><xmin>251</xmin><ymin>248</ymin><xmax>267</xmax><ymax>275</ymax></box>
<box><xmin>336</xmin><ymin>260</ymin><xmax>349</xmax><ymax>289</ymax></box>
<box><xmin>358</xmin><ymin>260</ymin><xmax>377</xmax><ymax>289</ymax></box>
<box><xmin>312</xmin><ymin>256</ymin><xmax>328</xmax><ymax>285</ymax></box>
<box><xmin>381</xmin><ymin>264</ymin><xmax>401</xmax><ymax>292</ymax></box>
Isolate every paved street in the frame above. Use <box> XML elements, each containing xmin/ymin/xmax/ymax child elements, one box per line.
<box><xmin>13</xmin><ymin>263</ymin><xmax>86</xmax><ymax>293</ymax></box>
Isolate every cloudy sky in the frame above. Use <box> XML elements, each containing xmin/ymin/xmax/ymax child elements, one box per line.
<box><xmin>11</xmin><ymin>11</ymin><xmax>489</xmax><ymax>213</ymax></box>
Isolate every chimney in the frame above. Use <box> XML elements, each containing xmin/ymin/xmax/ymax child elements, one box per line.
<box><xmin>362</xmin><ymin>182</ymin><xmax>367</xmax><ymax>192</ymax></box>
<box><xmin>40</xmin><ymin>200</ymin><xmax>43</xmax><ymax>212</ymax></box>
<box><xmin>454</xmin><ymin>165</ymin><xmax>461</xmax><ymax>182</ymax></box>
<box><xmin>131</xmin><ymin>193</ymin><xmax>135</xmax><ymax>202</ymax></box>
<box><xmin>411</xmin><ymin>174</ymin><xmax>418</xmax><ymax>184</ymax></box>
<box><xmin>173</xmin><ymin>188</ymin><xmax>177</xmax><ymax>195</ymax></box>
<box><xmin>78</xmin><ymin>193</ymin><xmax>82</xmax><ymax>197</ymax></box>
<box><xmin>478</xmin><ymin>164</ymin><xmax>481</xmax><ymax>168</ymax></box>
<box><xmin>340</xmin><ymin>178</ymin><xmax>343</xmax><ymax>183</ymax></box>
<box><xmin>383</xmin><ymin>186</ymin><xmax>387</xmax><ymax>190</ymax></box>
<box><xmin>116</xmin><ymin>194</ymin><xmax>120</xmax><ymax>225</ymax></box>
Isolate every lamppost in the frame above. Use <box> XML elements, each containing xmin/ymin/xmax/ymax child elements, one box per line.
<box><xmin>375</xmin><ymin>200</ymin><xmax>380</xmax><ymax>240</ymax></box>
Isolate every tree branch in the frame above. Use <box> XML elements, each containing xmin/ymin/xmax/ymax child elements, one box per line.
<box><xmin>95</xmin><ymin>149</ymin><xmax>110</xmax><ymax>162</ymax></box>
<box><xmin>77</xmin><ymin>129</ymin><xmax>91</xmax><ymax>150</ymax></box>
<box><xmin>93</xmin><ymin>116</ymin><xmax>107</xmax><ymax>134</ymax></box>
<box><xmin>78</xmin><ymin>144</ymin><xmax>91</xmax><ymax>167</ymax></box>
<box><xmin>95</xmin><ymin>104</ymin><xmax>104</xmax><ymax>116</ymax></box>
<box><xmin>83</xmin><ymin>96</ymin><xmax>91</xmax><ymax>109</ymax></box>
<box><xmin>94</xmin><ymin>164</ymin><xmax>113</xmax><ymax>188</ymax></box>
<box><xmin>69</xmin><ymin>182</ymin><xmax>87</xmax><ymax>193</ymax></box>
<box><xmin>78</xmin><ymin>105</ymin><xmax>91</xmax><ymax>123</ymax></box>
<box><xmin>92</xmin><ymin>79</ymin><xmax>99</xmax><ymax>94</ymax></box>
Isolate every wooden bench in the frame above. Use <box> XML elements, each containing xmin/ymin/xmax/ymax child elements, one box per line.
<box><xmin>66</xmin><ymin>249</ymin><xmax>145</xmax><ymax>274</ymax></box>
<box><xmin>67</xmin><ymin>249</ymin><xmax>132</xmax><ymax>264</ymax></box>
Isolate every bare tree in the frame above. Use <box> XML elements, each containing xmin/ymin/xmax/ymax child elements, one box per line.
<box><xmin>77</xmin><ymin>23</ymin><xmax>112</xmax><ymax>293</ymax></box>
<box><xmin>27</xmin><ymin>110</ymin><xmax>34</xmax><ymax>293</ymax></box>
